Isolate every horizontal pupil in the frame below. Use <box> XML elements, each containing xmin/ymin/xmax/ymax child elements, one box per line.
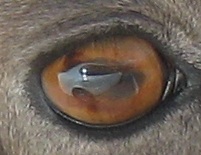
<box><xmin>72</xmin><ymin>63</ymin><xmax>145</xmax><ymax>97</ymax></box>
<box><xmin>73</xmin><ymin>72</ymin><xmax>142</xmax><ymax>99</ymax></box>
<box><xmin>79</xmin><ymin>64</ymin><xmax>118</xmax><ymax>76</ymax></box>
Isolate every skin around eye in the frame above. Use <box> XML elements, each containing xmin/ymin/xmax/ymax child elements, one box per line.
<box><xmin>41</xmin><ymin>36</ymin><xmax>165</xmax><ymax>126</ymax></box>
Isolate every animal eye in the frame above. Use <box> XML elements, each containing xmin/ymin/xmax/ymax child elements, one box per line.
<box><xmin>41</xmin><ymin>36</ymin><xmax>184</xmax><ymax>127</ymax></box>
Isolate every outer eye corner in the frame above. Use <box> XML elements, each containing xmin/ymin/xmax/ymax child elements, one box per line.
<box><xmin>40</xmin><ymin>35</ymin><xmax>186</xmax><ymax>128</ymax></box>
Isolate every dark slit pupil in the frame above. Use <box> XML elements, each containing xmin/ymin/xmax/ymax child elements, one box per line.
<box><xmin>79</xmin><ymin>64</ymin><xmax>118</xmax><ymax>76</ymax></box>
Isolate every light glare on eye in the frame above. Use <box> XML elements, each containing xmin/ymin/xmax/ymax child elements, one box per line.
<box><xmin>41</xmin><ymin>37</ymin><xmax>165</xmax><ymax>126</ymax></box>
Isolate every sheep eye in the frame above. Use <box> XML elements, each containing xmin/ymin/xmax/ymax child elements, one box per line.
<box><xmin>41</xmin><ymin>36</ymin><xmax>185</xmax><ymax>127</ymax></box>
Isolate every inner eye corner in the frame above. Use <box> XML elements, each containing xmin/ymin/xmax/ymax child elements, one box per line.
<box><xmin>39</xmin><ymin>34</ymin><xmax>186</xmax><ymax>128</ymax></box>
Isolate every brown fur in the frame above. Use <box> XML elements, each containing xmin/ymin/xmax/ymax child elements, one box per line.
<box><xmin>0</xmin><ymin>0</ymin><xmax>201</xmax><ymax>154</ymax></box>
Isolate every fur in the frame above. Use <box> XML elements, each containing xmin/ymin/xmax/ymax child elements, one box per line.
<box><xmin>0</xmin><ymin>0</ymin><xmax>201</xmax><ymax>154</ymax></box>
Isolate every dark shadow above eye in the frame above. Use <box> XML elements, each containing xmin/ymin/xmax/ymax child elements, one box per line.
<box><xmin>26</xmin><ymin>20</ymin><xmax>198</xmax><ymax>139</ymax></box>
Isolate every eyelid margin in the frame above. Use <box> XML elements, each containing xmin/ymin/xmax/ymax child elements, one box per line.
<box><xmin>33</xmin><ymin>18</ymin><xmax>163</xmax><ymax>73</ymax></box>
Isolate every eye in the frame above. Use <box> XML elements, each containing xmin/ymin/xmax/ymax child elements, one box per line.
<box><xmin>41</xmin><ymin>36</ymin><xmax>185</xmax><ymax>127</ymax></box>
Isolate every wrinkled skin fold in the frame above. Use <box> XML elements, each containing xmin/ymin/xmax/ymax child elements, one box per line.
<box><xmin>0</xmin><ymin>0</ymin><xmax>201</xmax><ymax>155</ymax></box>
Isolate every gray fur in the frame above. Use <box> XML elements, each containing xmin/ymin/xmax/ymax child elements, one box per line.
<box><xmin>0</xmin><ymin>0</ymin><xmax>201</xmax><ymax>154</ymax></box>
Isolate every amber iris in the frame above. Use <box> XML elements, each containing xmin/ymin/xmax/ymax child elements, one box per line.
<box><xmin>42</xmin><ymin>37</ymin><xmax>165</xmax><ymax>125</ymax></box>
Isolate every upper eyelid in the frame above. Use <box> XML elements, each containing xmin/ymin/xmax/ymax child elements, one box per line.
<box><xmin>28</xmin><ymin>10</ymin><xmax>162</xmax><ymax>51</ymax></box>
<box><xmin>31</xmin><ymin>11</ymin><xmax>163</xmax><ymax>67</ymax></box>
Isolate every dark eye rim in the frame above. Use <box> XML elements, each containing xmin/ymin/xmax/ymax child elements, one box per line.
<box><xmin>27</xmin><ymin>21</ymin><xmax>188</xmax><ymax>131</ymax></box>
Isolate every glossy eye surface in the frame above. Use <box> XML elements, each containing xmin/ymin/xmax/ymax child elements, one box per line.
<box><xmin>41</xmin><ymin>36</ymin><xmax>165</xmax><ymax>126</ymax></box>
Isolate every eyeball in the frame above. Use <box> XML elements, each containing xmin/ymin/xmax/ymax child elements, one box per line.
<box><xmin>41</xmin><ymin>36</ymin><xmax>165</xmax><ymax>126</ymax></box>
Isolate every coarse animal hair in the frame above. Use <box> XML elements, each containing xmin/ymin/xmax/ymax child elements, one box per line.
<box><xmin>0</xmin><ymin>0</ymin><xmax>201</xmax><ymax>154</ymax></box>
